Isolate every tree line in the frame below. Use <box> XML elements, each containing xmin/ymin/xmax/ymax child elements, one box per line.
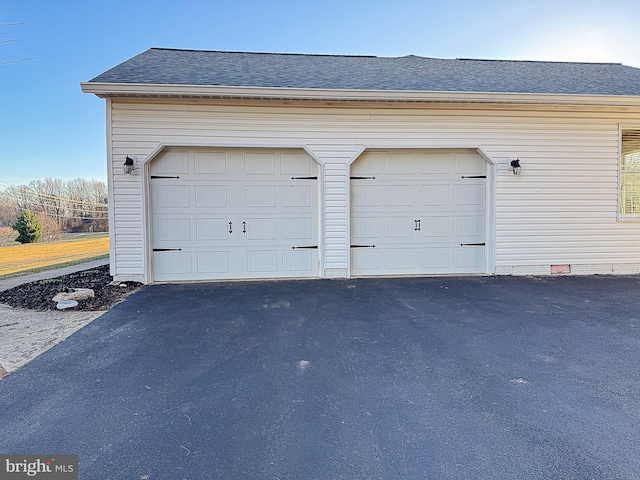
<box><xmin>0</xmin><ymin>178</ymin><xmax>108</xmax><ymax>244</ymax></box>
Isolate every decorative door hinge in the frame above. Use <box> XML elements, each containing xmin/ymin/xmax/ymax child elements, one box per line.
<box><xmin>153</xmin><ymin>248</ymin><xmax>183</xmax><ymax>252</ymax></box>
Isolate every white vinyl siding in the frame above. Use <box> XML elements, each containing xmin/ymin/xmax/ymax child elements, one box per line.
<box><xmin>108</xmin><ymin>99</ymin><xmax>640</xmax><ymax>281</ymax></box>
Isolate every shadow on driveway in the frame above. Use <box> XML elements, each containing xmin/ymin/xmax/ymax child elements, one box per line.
<box><xmin>1</xmin><ymin>275</ymin><xmax>640</xmax><ymax>479</ymax></box>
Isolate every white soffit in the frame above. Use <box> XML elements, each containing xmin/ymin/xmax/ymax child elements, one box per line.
<box><xmin>79</xmin><ymin>82</ymin><xmax>640</xmax><ymax>107</ymax></box>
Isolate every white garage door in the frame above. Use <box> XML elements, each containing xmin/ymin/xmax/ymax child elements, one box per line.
<box><xmin>150</xmin><ymin>148</ymin><xmax>319</xmax><ymax>282</ymax></box>
<box><xmin>350</xmin><ymin>150</ymin><xmax>486</xmax><ymax>276</ymax></box>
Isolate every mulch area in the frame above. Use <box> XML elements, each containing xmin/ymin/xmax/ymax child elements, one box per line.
<box><xmin>0</xmin><ymin>265</ymin><xmax>143</xmax><ymax>312</ymax></box>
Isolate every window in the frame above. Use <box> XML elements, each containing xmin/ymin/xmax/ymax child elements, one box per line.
<box><xmin>620</xmin><ymin>129</ymin><xmax>640</xmax><ymax>215</ymax></box>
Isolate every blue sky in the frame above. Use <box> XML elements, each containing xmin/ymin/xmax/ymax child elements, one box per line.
<box><xmin>1</xmin><ymin>0</ymin><xmax>640</xmax><ymax>186</ymax></box>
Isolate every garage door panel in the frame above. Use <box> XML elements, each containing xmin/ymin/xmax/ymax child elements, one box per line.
<box><xmin>385</xmin><ymin>153</ymin><xmax>416</xmax><ymax>174</ymax></box>
<box><xmin>455</xmin><ymin>153</ymin><xmax>485</xmax><ymax>174</ymax></box>
<box><xmin>154</xmin><ymin>252</ymin><xmax>192</xmax><ymax>275</ymax></box>
<box><xmin>194</xmin><ymin>152</ymin><xmax>226</xmax><ymax>174</ymax></box>
<box><xmin>282</xmin><ymin>185</ymin><xmax>312</xmax><ymax>207</ymax></box>
<box><xmin>421</xmin><ymin>185</ymin><xmax>451</xmax><ymax>206</ymax></box>
<box><xmin>195</xmin><ymin>185</ymin><xmax>227</xmax><ymax>208</ymax></box>
<box><xmin>246</xmin><ymin>218</ymin><xmax>277</xmax><ymax>240</ymax></box>
<box><xmin>351</xmin><ymin>150</ymin><xmax>486</xmax><ymax>276</ymax></box>
<box><xmin>421</xmin><ymin>153</ymin><xmax>452</xmax><ymax>174</ymax></box>
<box><xmin>455</xmin><ymin>184</ymin><xmax>485</xmax><ymax>206</ymax></box>
<box><xmin>282</xmin><ymin>218</ymin><xmax>313</xmax><ymax>240</ymax></box>
<box><xmin>351</xmin><ymin>248</ymin><xmax>380</xmax><ymax>270</ymax></box>
<box><xmin>245</xmin><ymin>185</ymin><xmax>277</xmax><ymax>207</ymax></box>
<box><xmin>247</xmin><ymin>250</ymin><xmax>278</xmax><ymax>272</ymax></box>
<box><xmin>352</xmin><ymin>153</ymin><xmax>381</xmax><ymax>175</ymax></box>
<box><xmin>352</xmin><ymin>217</ymin><xmax>380</xmax><ymax>239</ymax></box>
<box><xmin>455</xmin><ymin>246</ymin><xmax>484</xmax><ymax>268</ymax></box>
<box><xmin>197</xmin><ymin>251</ymin><xmax>230</xmax><ymax>273</ymax></box>
<box><xmin>154</xmin><ymin>151</ymin><xmax>189</xmax><ymax>174</ymax></box>
<box><xmin>157</xmin><ymin>218</ymin><xmax>191</xmax><ymax>242</ymax></box>
<box><xmin>455</xmin><ymin>215</ymin><xmax>485</xmax><ymax>237</ymax></box>
<box><xmin>283</xmin><ymin>250</ymin><xmax>314</xmax><ymax>272</ymax></box>
<box><xmin>155</xmin><ymin>185</ymin><xmax>190</xmax><ymax>208</ymax></box>
<box><xmin>245</xmin><ymin>153</ymin><xmax>276</xmax><ymax>175</ymax></box>
<box><xmin>422</xmin><ymin>216</ymin><xmax>450</xmax><ymax>237</ymax></box>
<box><xmin>281</xmin><ymin>153</ymin><xmax>313</xmax><ymax>175</ymax></box>
<box><xmin>151</xmin><ymin>148</ymin><xmax>319</xmax><ymax>281</ymax></box>
<box><xmin>385</xmin><ymin>217</ymin><xmax>413</xmax><ymax>238</ymax></box>
<box><xmin>352</xmin><ymin>185</ymin><xmax>380</xmax><ymax>207</ymax></box>
<box><xmin>385</xmin><ymin>185</ymin><xmax>414</xmax><ymax>206</ymax></box>
<box><xmin>421</xmin><ymin>247</ymin><xmax>451</xmax><ymax>269</ymax></box>
<box><xmin>196</xmin><ymin>218</ymin><xmax>229</xmax><ymax>241</ymax></box>
<box><xmin>386</xmin><ymin>248</ymin><xmax>415</xmax><ymax>269</ymax></box>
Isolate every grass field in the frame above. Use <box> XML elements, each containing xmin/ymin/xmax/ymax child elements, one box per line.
<box><xmin>0</xmin><ymin>233</ymin><xmax>110</xmax><ymax>278</ymax></box>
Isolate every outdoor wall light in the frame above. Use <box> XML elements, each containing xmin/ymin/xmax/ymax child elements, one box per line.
<box><xmin>123</xmin><ymin>156</ymin><xmax>137</xmax><ymax>175</ymax></box>
<box><xmin>510</xmin><ymin>159</ymin><xmax>522</xmax><ymax>176</ymax></box>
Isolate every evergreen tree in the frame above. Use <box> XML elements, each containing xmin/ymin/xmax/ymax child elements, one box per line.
<box><xmin>12</xmin><ymin>209</ymin><xmax>42</xmax><ymax>243</ymax></box>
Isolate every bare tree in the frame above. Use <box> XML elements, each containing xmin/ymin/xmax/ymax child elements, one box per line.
<box><xmin>0</xmin><ymin>192</ymin><xmax>20</xmax><ymax>227</ymax></box>
<box><xmin>27</xmin><ymin>178</ymin><xmax>67</xmax><ymax>227</ymax></box>
<box><xmin>0</xmin><ymin>178</ymin><xmax>109</xmax><ymax>233</ymax></box>
<box><xmin>67</xmin><ymin>178</ymin><xmax>95</xmax><ymax>231</ymax></box>
<box><xmin>0</xmin><ymin>185</ymin><xmax>33</xmax><ymax>212</ymax></box>
<box><xmin>0</xmin><ymin>226</ymin><xmax>18</xmax><ymax>246</ymax></box>
<box><xmin>89</xmin><ymin>180</ymin><xmax>109</xmax><ymax>232</ymax></box>
<box><xmin>36</xmin><ymin>212</ymin><xmax>63</xmax><ymax>242</ymax></box>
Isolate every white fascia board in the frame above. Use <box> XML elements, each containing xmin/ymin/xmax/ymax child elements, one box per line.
<box><xmin>80</xmin><ymin>82</ymin><xmax>640</xmax><ymax>107</ymax></box>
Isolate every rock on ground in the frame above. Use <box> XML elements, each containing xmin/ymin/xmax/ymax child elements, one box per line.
<box><xmin>53</xmin><ymin>288</ymin><xmax>95</xmax><ymax>303</ymax></box>
<box><xmin>0</xmin><ymin>265</ymin><xmax>142</xmax><ymax>311</ymax></box>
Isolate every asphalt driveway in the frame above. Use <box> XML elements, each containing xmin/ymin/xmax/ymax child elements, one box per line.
<box><xmin>1</xmin><ymin>275</ymin><xmax>640</xmax><ymax>479</ymax></box>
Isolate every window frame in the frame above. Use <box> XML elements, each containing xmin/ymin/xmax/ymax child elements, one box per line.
<box><xmin>618</xmin><ymin>124</ymin><xmax>640</xmax><ymax>220</ymax></box>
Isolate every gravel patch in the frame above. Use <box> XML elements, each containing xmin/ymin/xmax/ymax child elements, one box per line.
<box><xmin>0</xmin><ymin>265</ymin><xmax>143</xmax><ymax>378</ymax></box>
<box><xmin>0</xmin><ymin>304</ymin><xmax>103</xmax><ymax>375</ymax></box>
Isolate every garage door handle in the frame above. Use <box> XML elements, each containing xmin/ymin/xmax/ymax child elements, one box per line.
<box><xmin>414</xmin><ymin>219</ymin><xmax>421</xmax><ymax>231</ymax></box>
<box><xmin>229</xmin><ymin>222</ymin><xmax>232</xmax><ymax>234</ymax></box>
<box><xmin>242</xmin><ymin>221</ymin><xmax>247</xmax><ymax>233</ymax></box>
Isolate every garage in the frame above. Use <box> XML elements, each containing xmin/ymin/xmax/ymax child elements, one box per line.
<box><xmin>350</xmin><ymin>150</ymin><xmax>487</xmax><ymax>276</ymax></box>
<box><xmin>150</xmin><ymin>148</ymin><xmax>319</xmax><ymax>282</ymax></box>
<box><xmin>83</xmin><ymin>49</ymin><xmax>640</xmax><ymax>282</ymax></box>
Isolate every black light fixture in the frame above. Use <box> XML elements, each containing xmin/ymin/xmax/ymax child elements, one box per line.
<box><xmin>510</xmin><ymin>159</ymin><xmax>522</xmax><ymax>176</ymax></box>
<box><xmin>123</xmin><ymin>156</ymin><xmax>136</xmax><ymax>174</ymax></box>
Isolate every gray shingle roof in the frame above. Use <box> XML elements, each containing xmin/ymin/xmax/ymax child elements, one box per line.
<box><xmin>89</xmin><ymin>48</ymin><xmax>640</xmax><ymax>96</ymax></box>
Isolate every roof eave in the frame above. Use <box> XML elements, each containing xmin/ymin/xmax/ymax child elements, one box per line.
<box><xmin>80</xmin><ymin>82</ymin><xmax>640</xmax><ymax>107</ymax></box>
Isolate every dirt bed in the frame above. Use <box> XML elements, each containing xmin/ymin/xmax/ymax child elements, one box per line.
<box><xmin>0</xmin><ymin>265</ymin><xmax>142</xmax><ymax>311</ymax></box>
